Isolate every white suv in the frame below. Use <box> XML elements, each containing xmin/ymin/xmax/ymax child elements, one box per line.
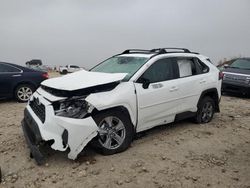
<box><xmin>59</xmin><ymin>64</ymin><xmax>82</xmax><ymax>74</ymax></box>
<box><xmin>22</xmin><ymin>48</ymin><xmax>222</xmax><ymax>164</ymax></box>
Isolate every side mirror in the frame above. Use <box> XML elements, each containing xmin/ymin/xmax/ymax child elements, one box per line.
<box><xmin>142</xmin><ymin>78</ymin><xmax>150</xmax><ymax>89</ymax></box>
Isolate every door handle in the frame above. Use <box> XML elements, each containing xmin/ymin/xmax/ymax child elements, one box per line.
<box><xmin>151</xmin><ymin>83</ymin><xmax>163</xmax><ymax>89</ymax></box>
<box><xmin>12</xmin><ymin>74</ymin><xmax>21</xmax><ymax>77</ymax></box>
<box><xmin>200</xmin><ymin>79</ymin><xmax>206</xmax><ymax>84</ymax></box>
<box><xmin>169</xmin><ymin>86</ymin><xmax>178</xmax><ymax>92</ymax></box>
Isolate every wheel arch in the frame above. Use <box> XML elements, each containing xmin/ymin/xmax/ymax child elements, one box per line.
<box><xmin>91</xmin><ymin>105</ymin><xmax>137</xmax><ymax>134</ymax></box>
<box><xmin>92</xmin><ymin>105</ymin><xmax>134</xmax><ymax>124</ymax></box>
<box><xmin>85</xmin><ymin>82</ymin><xmax>138</xmax><ymax>129</ymax></box>
<box><xmin>198</xmin><ymin>88</ymin><xmax>220</xmax><ymax>112</ymax></box>
<box><xmin>13</xmin><ymin>81</ymin><xmax>37</xmax><ymax>95</ymax></box>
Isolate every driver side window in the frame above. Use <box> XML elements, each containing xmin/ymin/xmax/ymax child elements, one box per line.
<box><xmin>138</xmin><ymin>58</ymin><xmax>177</xmax><ymax>83</ymax></box>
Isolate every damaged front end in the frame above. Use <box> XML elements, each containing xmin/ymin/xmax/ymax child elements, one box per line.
<box><xmin>21</xmin><ymin>70</ymin><xmax>128</xmax><ymax>165</ymax></box>
<box><xmin>22</xmin><ymin>88</ymin><xmax>100</xmax><ymax>165</ymax></box>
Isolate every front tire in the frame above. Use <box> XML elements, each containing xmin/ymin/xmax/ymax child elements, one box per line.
<box><xmin>61</xmin><ymin>70</ymin><xmax>67</xmax><ymax>75</ymax></box>
<box><xmin>92</xmin><ymin>109</ymin><xmax>134</xmax><ymax>155</ymax></box>
<box><xmin>15</xmin><ymin>84</ymin><xmax>35</xmax><ymax>102</ymax></box>
<box><xmin>195</xmin><ymin>97</ymin><xmax>215</xmax><ymax>123</ymax></box>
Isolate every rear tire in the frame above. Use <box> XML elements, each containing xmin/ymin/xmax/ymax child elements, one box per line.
<box><xmin>92</xmin><ymin>109</ymin><xmax>134</xmax><ymax>155</ymax></box>
<box><xmin>15</xmin><ymin>84</ymin><xmax>35</xmax><ymax>102</ymax></box>
<box><xmin>195</xmin><ymin>96</ymin><xmax>215</xmax><ymax>123</ymax></box>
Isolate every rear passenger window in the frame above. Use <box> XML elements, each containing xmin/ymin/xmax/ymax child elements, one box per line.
<box><xmin>177</xmin><ymin>59</ymin><xmax>196</xmax><ymax>77</ymax></box>
<box><xmin>138</xmin><ymin>58</ymin><xmax>177</xmax><ymax>83</ymax></box>
<box><xmin>177</xmin><ymin>58</ymin><xmax>209</xmax><ymax>78</ymax></box>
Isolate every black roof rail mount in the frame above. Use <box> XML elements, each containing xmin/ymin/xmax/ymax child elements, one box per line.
<box><xmin>122</xmin><ymin>49</ymin><xmax>152</xmax><ymax>54</ymax></box>
<box><xmin>150</xmin><ymin>48</ymin><xmax>191</xmax><ymax>53</ymax></box>
<box><xmin>122</xmin><ymin>47</ymin><xmax>192</xmax><ymax>55</ymax></box>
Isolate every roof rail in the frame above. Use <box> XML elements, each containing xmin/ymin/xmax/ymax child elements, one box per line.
<box><xmin>150</xmin><ymin>48</ymin><xmax>191</xmax><ymax>53</ymax></box>
<box><xmin>121</xmin><ymin>48</ymin><xmax>192</xmax><ymax>56</ymax></box>
<box><xmin>122</xmin><ymin>49</ymin><xmax>152</xmax><ymax>54</ymax></box>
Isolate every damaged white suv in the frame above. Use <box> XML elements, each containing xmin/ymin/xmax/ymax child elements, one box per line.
<box><xmin>22</xmin><ymin>48</ymin><xmax>222</xmax><ymax>164</ymax></box>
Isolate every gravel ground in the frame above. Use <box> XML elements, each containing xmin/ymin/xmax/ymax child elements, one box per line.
<box><xmin>0</xmin><ymin>92</ymin><xmax>250</xmax><ymax>188</ymax></box>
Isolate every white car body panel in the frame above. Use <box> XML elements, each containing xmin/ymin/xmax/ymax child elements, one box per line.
<box><xmin>42</xmin><ymin>70</ymin><xmax>127</xmax><ymax>91</ymax></box>
<box><xmin>134</xmin><ymin>79</ymin><xmax>181</xmax><ymax>132</ymax></box>
<box><xmin>86</xmin><ymin>82</ymin><xmax>137</xmax><ymax>126</ymax></box>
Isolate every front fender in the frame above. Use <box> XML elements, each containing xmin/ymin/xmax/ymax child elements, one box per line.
<box><xmin>85</xmin><ymin>82</ymin><xmax>137</xmax><ymax>126</ymax></box>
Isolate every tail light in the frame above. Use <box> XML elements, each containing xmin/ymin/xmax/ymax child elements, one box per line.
<box><xmin>219</xmin><ymin>71</ymin><xmax>224</xmax><ymax>80</ymax></box>
<box><xmin>42</xmin><ymin>72</ymin><xmax>49</xmax><ymax>79</ymax></box>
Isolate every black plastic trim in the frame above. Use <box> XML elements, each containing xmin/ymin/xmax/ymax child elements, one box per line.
<box><xmin>62</xmin><ymin>130</ymin><xmax>68</xmax><ymax>148</ymax></box>
<box><xmin>22</xmin><ymin>110</ymin><xmax>45</xmax><ymax>165</ymax></box>
<box><xmin>175</xmin><ymin>111</ymin><xmax>196</xmax><ymax>122</ymax></box>
<box><xmin>41</xmin><ymin>81</ymin><xmax>120</xmax><ymax>97</ymax></box>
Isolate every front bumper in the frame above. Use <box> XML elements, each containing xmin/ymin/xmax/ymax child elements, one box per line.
<box><xmin>222</xmin><ymin>81</ymin><xmax>250</xmax><ymax>95</ymax></box>
<box><xmin>22</xmin><ymin>91</ymin><xmax>98</xmax><ymax>164</ymax></box>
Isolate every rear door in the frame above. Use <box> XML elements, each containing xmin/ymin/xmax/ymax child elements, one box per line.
<box><xmin>0</xmin><ymin>63</ymin><xmax>23</xmax><ymax>98</ymax></box>
<box><xmin>134</xmin><ymin>57</ymin><xmax>181</xmax><ymax>132</ymax></box>
<box><xmin>174</xmin><ymin>57</ymin><xmax>210</xmax><ymax>112</ymax></box>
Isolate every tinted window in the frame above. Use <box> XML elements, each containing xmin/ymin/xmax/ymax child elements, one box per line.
<box><xmin>177</xmin><ymin>58</ymin><xmax>209</xmax><ymax>78</ymax></box>
<box><xmin>195</xmin><ymin>58</ymin><xmax>209</xmax><ymax>73</ymax></box>
<box><xmin>138</xmin><ymin>58</ymin><xmax>176</xmax><ymax>83</ymax></box>
<box><xmin>0</xmin><ymin>64</ymin><xmax>20</xmax><ymax>73</ymax></box>
<box><xmin>177</xmin><ymin>58</ymin><xmax>196</xmax><ymax>77</ymax></box>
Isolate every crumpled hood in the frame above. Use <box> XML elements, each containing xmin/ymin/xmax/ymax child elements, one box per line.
<box><xmin>41</xmin><ymin>70</ymin><xmax>127</xmax><ymax>91</ymax></box>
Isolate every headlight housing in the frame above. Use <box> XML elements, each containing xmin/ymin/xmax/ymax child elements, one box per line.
<box><xmin>53</xmin><ymin>97</ymin><xmax>89</xmax><ymax>118</ymax></box>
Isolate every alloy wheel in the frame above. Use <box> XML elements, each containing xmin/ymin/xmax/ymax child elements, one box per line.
<box><xmin>98</xmin><ymin>116</ymin><xmax>126</xmax><ymax>150</ymax></box>
<box><xmin>201</xmin><ymin>102</ymin><xmax>213</xmax><ymax>123</ymax></box>
<box><xmin>17</xmin><ymin>87</ymin><xmax>33</xmax><ymax>101</ymax></box>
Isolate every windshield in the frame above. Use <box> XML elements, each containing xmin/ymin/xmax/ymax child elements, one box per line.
<box><xmin>91</xmin><ymin>56</ymin><xmax>149</xmax><ymax>81</ymax></box>
<box><xmin>230</xmin><ymin>59</ymin><xmax>250</xmax><ymax>70</ymax></box>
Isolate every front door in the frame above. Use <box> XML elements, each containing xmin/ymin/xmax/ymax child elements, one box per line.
<box><xmin>134</xmin><ymin>58</ymin><xmax>181</xmax><ymax>132</ymax></box>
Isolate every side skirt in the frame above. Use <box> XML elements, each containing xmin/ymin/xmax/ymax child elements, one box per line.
<box><xmin>174</xmin><ymin>111</ymin><xmax>196</xmax><ymax>122</ymax></box>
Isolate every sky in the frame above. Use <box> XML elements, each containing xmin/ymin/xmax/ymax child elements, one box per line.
<box><xmin>0</xmin><ymin>0</ymin><xmax>249</xmax><ymax>69</ymax></box>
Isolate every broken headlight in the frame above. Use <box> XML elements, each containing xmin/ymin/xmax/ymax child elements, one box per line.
<box><xmin>54</xmin><ymin>98</ymin><xmax>89</xmax><ymax>118</ymax></box>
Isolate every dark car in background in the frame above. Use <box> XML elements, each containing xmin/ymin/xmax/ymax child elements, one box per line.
<box><xmin>0</xmin><ymin>62</ymin><xmax>49</xmax><ymax>102</ymax></box>
<box><xmin>222</xmin><ymin>58</ymin><xmax>250</xmax><ymax>96</ymax></box>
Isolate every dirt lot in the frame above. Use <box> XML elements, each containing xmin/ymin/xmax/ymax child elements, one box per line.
<box><xmin>0</xmin><ymin>92</ymin><xmax>250</xmax><ymax>188</ymax></box>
